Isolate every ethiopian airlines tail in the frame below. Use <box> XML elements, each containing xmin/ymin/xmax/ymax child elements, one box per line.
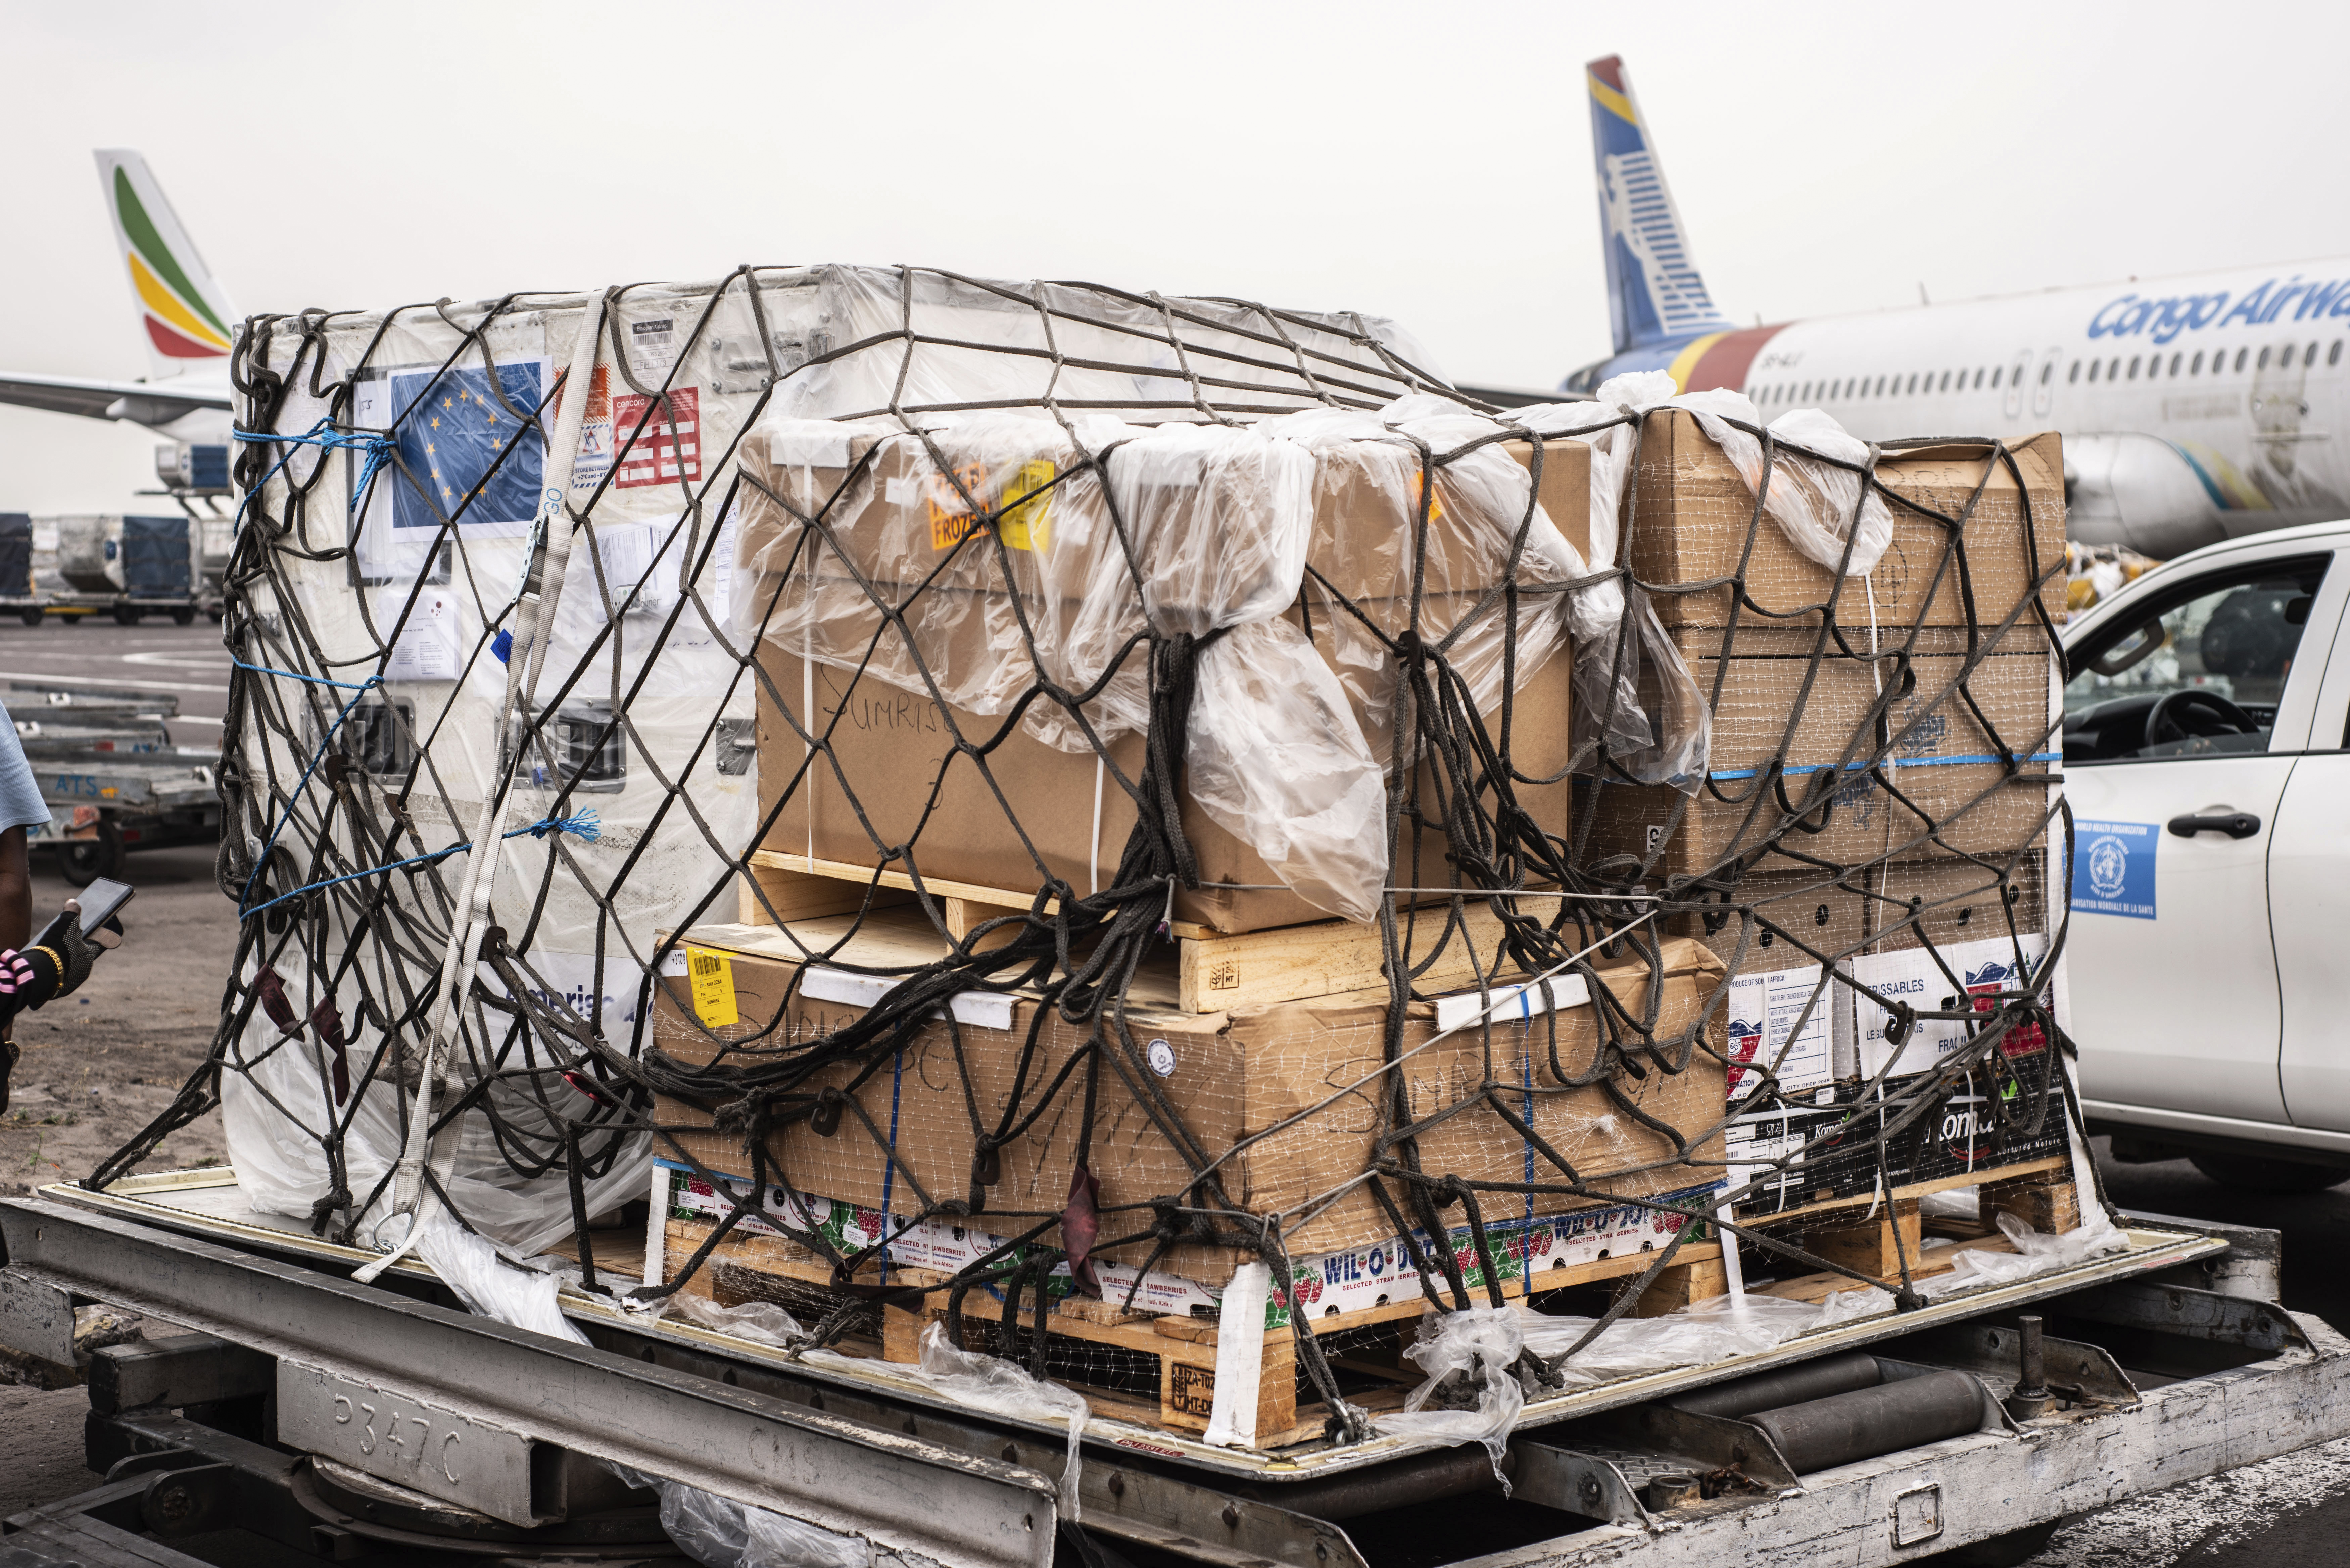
<box><xmin>1587</xmin><ymin>55</ymin><xmax>1734</xmax><ymax>356</ymax></box>
<box><xmin>100</xmin><ymin>149</ymin><xmax>239</xmax><ymax>377</ymax></box>
<box><xmin>0</xmin><ymin>149</ymin><xmax>233</xmax><ymax>440</ymax></box>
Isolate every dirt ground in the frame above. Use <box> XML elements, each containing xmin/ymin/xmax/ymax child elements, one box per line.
<box><xmin>2</xmin><ymin>840</ymin><xmax>234</xmax><ymax>1194</ymax></box>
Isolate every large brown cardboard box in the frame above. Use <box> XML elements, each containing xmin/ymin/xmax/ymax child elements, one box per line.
<box><xmin>759</xmin><ymin>642</ymin><xmax>1578</xmax><ymax>934</ymax></box>
<box><xmin>1582</xmin><ymin>626</ymin><xmax>2056</xmax><ymax>881</ymax></box>
<box><xmin>651</xmin><ymin>926</ymin><xmax>1727</xmax><ymax>1277</ymax></box>
<box><xmin>1629</xmin><ymin>413</ymin><xmax>2066</xmax><ymax>632</ymax></box>
<box><xmin>740</xmin><ymin>423</ymin><xmax>1590</xmax><ymax>934</ymax></box>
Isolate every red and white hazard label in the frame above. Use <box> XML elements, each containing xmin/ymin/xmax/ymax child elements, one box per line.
<box><xmin>612</xmin><ymin>387</ymin><xmax>701</xmax><ymax>489</ymax></box>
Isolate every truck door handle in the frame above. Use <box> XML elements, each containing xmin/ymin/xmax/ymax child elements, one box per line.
<box><xmin>2167</xmin><ymin>811</ymin><xmax>2262</xmax><ymax>839</ymax></box>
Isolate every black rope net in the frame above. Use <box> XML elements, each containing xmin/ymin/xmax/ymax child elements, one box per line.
<box><xmin>91</xmin><ymin>264</ymin><xmax>2076</xmax><ymax>1446</ymax></box>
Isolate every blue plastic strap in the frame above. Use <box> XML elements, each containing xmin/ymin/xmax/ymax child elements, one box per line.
<box><xmin>240</xmin><ymin>809</ymin><xmax>602</xmax><ymax>921</ymax></box>
<box><xmin>1706</xmin><ymin>750</ymin><xmax>2061</xmax><ymax>783</ymax></box>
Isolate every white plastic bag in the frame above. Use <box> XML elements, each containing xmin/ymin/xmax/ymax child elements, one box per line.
<box><xmin>906</xmin><ymin>1323</ymin><xmax>1091</xmax><ymax>1525</ymax></box>
<box><xmin>413</xmin><ymin>1212</ymin><xmax>867</xmax><ymax>1568</ymax></box>
<box><xmin>1375</xmin><ymin>1307</ymin><xmax>1525</xmax><ymax>1485</ymax></box>
<box><xmin>1188</xmin><ymin>618</ymin><xmax>1388</xmax><ymax>922</ymax></box>
<box><xmin>1670</xmin><ymin>391</ymin><xmax>1894</xmax><ymax>578</ymax></box>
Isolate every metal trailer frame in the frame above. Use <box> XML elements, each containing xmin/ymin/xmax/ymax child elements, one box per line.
<box><xmin>6</xmin><ymin>1175</ymin><xmax>2349</xmax><ymax>1568</ymax></box>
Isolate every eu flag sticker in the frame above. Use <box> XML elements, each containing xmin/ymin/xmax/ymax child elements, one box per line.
<box><xmin>2074</xmin><ymin>819</ymin><xmax>2157</xmax><ymax>919</ymax></box>
<box><xmin>385</xmin><ymin>361</ymin><xmax>547</xmax><ymax>532</ymax></box>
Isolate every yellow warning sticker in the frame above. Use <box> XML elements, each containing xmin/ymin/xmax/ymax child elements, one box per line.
<box><xmin>998</xmin><ymin>459</ymin><xmax>1056</xmax><ymax>551</ymax></box>
<box><xmin>687</xmin><ymin>946</ymin><xmax>739</xmax><ymax>1028</ymax></box>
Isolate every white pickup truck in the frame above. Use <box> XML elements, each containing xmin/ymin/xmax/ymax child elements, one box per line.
<box><xmin>2065</xmin><ymin>517</ymin><xmax>2350</xmax><ymax>1190</ymax></box>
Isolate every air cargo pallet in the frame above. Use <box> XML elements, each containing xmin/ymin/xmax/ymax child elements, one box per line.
<box><xmin>651</xmin><ymin>1214</ymin><xmax>1732</xmax><ymax>1447</ymax></box>
<box><xmin>1739</xmin><ymin>1158</ymin><xmax>2076</xmax><ymax>1300</ymax></box>
<box><xmin>13</xmin><ymin>1170</ymin><xmax>2348</xmax><ymax>1568</ymax></box>
<box><xmin>742</xmin><ymin>849</ymin><xmax>1542</xmax><ymax>1014</ymax></box>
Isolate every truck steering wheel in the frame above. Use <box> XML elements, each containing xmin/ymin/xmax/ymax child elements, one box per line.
<box><xmin>2144</xmin><ymin>688</ymin><xmax>2262</xmax><ymax>751</ymax></box>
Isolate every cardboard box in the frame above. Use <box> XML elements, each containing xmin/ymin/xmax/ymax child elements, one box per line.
<box><xmin>758</xmin><ymin>633</ymin><xmax>1578</xmax><ymax>935</ymax></box>
<box><xmin>1629</xmin><ymin>413</ymin><xmax>2065</xmax><ymax>632</ymax></box>
<box><xmin>1581</xmin><ymin>626</ymin><xmax>2056</xmax><ymax>880</ymax></box>
<box><xmin>1677</xmin><ymin>852</ymin><xmax>2046</xmax><ymax>973</ymax></box>
<box><xmin>649</xmin><ymin>928</ymin><xmax>1728</xmax><ymax>1277</ymax></box>
<box><xmin>743</xmin><ymin>425</ymin><xmax>1589</xmax><ymax>934</ymax></box>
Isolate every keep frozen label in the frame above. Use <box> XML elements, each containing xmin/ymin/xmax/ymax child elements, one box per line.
<box><xmin>2073</xmin><ymin>819</ymin><xmax>2158</xmax><ymax>920</ymax></box>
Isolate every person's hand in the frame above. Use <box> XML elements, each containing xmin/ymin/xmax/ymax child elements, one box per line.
<box><xmin>0</xmin><ymin>946</ymin><xmax>40</xmax><ymax>1027</ymax></box>
<box><xmin>17</xmin><ymin>901</ymin><xmax>114</xmax><ymax>1011</ymax></box>
<box><xmin>43</xmin><ymin>903</ymin><xmax>102</xmax><ymax>1001</ymax></box>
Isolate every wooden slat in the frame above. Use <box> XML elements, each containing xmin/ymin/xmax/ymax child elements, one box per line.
<box><xmin>739</xmin><ymin>859</ymin><xmax>915</xmax><ymax>927</ymax></box>
<box><xmin>1176</xmin><ymin>903</ymin><xmax>1516</xmax><ymax>1013</ymax></box>
<box><xmin>752</xmin><ymin>850</ymin><xmax>1060</xmax><ymax>918</ymax></box>
<box><xmin>1737</xmin><ymin>1154</ymin><xmax>2069</xmax><ymax>1228</ymax></box>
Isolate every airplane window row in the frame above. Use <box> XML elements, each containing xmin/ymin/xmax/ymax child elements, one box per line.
<box><xmin>1751</xmin><ymin>364</ymin><xmax>2013</xmax><ymax>404</ymax></box>
<box><xmin>2068</xmin><ymin>339</ymin><xmax>2346</xmax><ymax>384</ymax></box>
<box><xmin>1750</xmin><ymin>337</ymin><xmax>2346</xmax><ymax>406</ymax></box>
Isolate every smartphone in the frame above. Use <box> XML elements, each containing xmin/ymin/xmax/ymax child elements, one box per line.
<box><xmin>36</xmin><ymin>876</ymin><xmax>134</xmax><ymax>950</ymax></box>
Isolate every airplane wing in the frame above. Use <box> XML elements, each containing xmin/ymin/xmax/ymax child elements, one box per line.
<box><xmin>0</xmin><ymin>369</ymin><xmax>231</xmax><ymax>425</ymax></box>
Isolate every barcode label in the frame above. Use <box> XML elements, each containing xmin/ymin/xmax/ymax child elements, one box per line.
<box><xmin>686</xmin><ymin>946</ymin><xmax>739</xmax><ymax>1028</ymax></box>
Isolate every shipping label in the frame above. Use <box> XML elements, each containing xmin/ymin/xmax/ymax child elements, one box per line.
<box><xmin>1726</xmin><ymin>965</ymin><xmax>1835</xmax><ymax>1100</ymax></box>
<box><xmin>613</xmin><ymin>388</ymin><xmax>701</xmax><ymax>489</ymax></box>
<box><xmin>1852</xmin><ymin>933</ymin><xmax>2048</xmax><ymax>1079</ymax></box>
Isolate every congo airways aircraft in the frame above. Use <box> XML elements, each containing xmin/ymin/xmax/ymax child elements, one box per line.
<box><xmin>1564</xmin><ymin>56</ymin><xmax>2350</xmax><ymax>559</ymax></box>
<box><xmin>0</xmin><ymin>150</ymin><xmax>234</xmax><ymax>446</ymax></box>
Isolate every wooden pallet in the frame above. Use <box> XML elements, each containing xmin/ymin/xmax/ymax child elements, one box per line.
<box><xmin>1743</xmin><ymin>1157</ymin><xmax>2078</xmax><ymax>1302</ymax></box>
<box><xmin>661</xmin><ymin>1217</ymin><xmax>1729</xmax><ymax>1448</ymax></box>
<box><xmin>739</xmin><ymin>849</ymin><xmax>1526</xmax><ymax>1014</ymax></box>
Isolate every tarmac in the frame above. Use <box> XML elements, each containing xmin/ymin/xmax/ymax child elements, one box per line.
<box><xmin>2</xmin><ymin>620</ymin><xmax>2347</xmax><ymax>1565</ymax></box>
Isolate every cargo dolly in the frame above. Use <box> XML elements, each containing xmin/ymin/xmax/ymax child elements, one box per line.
<box><xmin>3</xmin><ymin>1170</ymin><xmax>2342</xmax><ymax>1568</ymax></box>
<box><xmin>5</xmin><ymin>683</ymin><xmax>219</xmax><ymax>885</ymax></box>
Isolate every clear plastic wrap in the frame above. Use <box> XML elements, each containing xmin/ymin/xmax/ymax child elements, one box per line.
<box><xmin>1189</xmin><ymin>618</ymin><xmax>1388</xmax><ymax>921</ymax></box>
<box><xmin>1669</xmin><ymin>391</ymin><xmax>1895</xmax><ymax>577</ymax></box>
<box><xmin>1378</xmin><ymin>1291</ymin><xmax>1828</xmax><ymax>1474</ymax></box>
<box><xmin>908</xmin><ymin>1323</ymin><xmax>1090</xmax><ymax>1524</ymax></box>
<box><xmin>415</xmin><ymin>1211</ymin><xmax>865</xmax><ymax>1568</ymax></box>
<box><xmin>1375</xmin><ymin>1306</ymin><xmax>1525</xmax><ymax>1485</ymax></box>
<box><xmin>1818</xmin><ymin>1209</ymin><xmax>2130</xmax><ymax>1322</ymax></box>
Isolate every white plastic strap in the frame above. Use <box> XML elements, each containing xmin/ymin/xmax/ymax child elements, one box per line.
<box><xmin>643</xmin><ymin>1166</ymin><xmax>668</xmax><ymax>1288</ymax></box>
<box><xmin>804</xmin><ymin>629</ymin><xmax>815</xmax><ymax>861</ymax></box>
<box><xmin>1866</xmin><ymin>574</ymin><xmax>1882</xmax><ymax>696</ymax></box>
<box><xmin>1203</xmin><ymin>1261</ymin><xmax>1270</xmax><ymax>1448</ymax></box>
<box><xmin>1090</xmin><ymin>756</ymin><xmax>1105</xmax><ymax>895</ymax></box>
<box><xmin>1715</xmin><ymin>1199</ymin><xmax>1746</xmax><ymax>1304</ymax></box>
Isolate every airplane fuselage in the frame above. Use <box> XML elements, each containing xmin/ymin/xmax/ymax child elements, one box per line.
<box><xmin>1567</xmin><ymin>258</ymin><xmax>2350</xmax><ymax>558</ymax></box>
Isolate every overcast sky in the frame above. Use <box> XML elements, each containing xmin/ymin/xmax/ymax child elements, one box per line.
<box><xmin>6</xmin><ymin>0</ymin><xmax>2349</xmax><ymax>514</ymax></box>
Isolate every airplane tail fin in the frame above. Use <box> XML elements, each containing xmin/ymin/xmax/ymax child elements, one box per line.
<box><xmin>1586</xmin><ymin>57</ymin><xmax>1732</xmax><ymax>355</ymax></box>
<box><xmin>95</xmin><ymin>150</ymin><xmax>238</xmax><ymax>379</ymax></box>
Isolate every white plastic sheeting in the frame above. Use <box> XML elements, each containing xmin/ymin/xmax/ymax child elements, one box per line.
<box><xmin>414</xmin><ymin>1210</ymin><xmax>868</xmax><ymax>1568</ymax></box>
<box><xmin>905</xmin><ymin>1323</ymin><xmax>1091</xmax><ymax>1525</ymax></box>
<box><xmin>1380</xmin><ymin>1206</ymin><xmax>2127</xmax><ymax>1466</ymax></box>
<box><xmin>226</xmin><ymin>266</ymin><xmax>1442</xmax><ymax>1252</ymax></box>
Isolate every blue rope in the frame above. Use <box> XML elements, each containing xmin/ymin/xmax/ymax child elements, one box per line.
<box><xmin>231</xmin><ymin>421</ymin><xmax>397</xmax><ymax>526</ymax></box>
<box><xmin>240</xmin><ymin>809</ymin><xmax>601</xmax><ymax>922</ymax></box>
<box><xmin>1707</xmin><ymin>750</ymin><xmax>2060</xmax><ymax>783</ymax></box>
<box><xmin>237</xmin><ymin>670</ymin><xmax>388</xmax><ymax>906</ymax></box>
<box><xmin>232</xmin><ymin>660</ymin><xmax>381</xmax><ymax>691</ymax></box>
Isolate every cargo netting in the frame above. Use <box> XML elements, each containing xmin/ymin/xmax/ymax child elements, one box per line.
<box><xmin>90</xmin><ymin>264</ymin><xmax>2079</xmax><ymax>1446</ymax></box>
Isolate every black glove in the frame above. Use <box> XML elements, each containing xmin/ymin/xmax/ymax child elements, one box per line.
<box><xmin>24</xmin><ymin>918</ymin><xmax>104</xmax><ymax>1010</ymax></box>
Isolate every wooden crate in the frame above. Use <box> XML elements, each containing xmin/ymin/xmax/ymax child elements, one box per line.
<box><xmin>661</xmin><ymin>1216</ymin><xmax>1729</xmax><ymax>1448</ymax></box>
<box><xmin>1743</xmin><ymin>1156</ymin><xmax>2077</xmax><ymax>1301</ymax></box>
<box><xmin>741</xmin><ymin>849</ymin><xmax>1542</xmax><ymax>1014</ymax></box>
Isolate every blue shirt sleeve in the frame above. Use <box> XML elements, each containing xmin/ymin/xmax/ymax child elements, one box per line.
<box><xmin>0</xmin><ymin>703</ymin><xmax>54</xmax><ymax>836</ymax></box>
